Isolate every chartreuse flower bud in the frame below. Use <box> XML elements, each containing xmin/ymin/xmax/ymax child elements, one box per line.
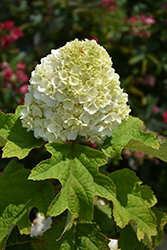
<box><xmin>21</xmin><ymin>39</ymin><xmax>131</xmax><ymax>143</ymax></box>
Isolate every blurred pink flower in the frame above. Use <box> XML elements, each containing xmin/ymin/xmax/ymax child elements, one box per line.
<box><xmin>134</xmin><ymin>151</ymin><xmax>145</xmax><ymax>157</ymax></box>
<box><xmin>10</xmin><ymin>27</ymin><xmax>23</xmax><ymax>42</ymax></box>
<box><xmin>128</xmin><ymin>16</ymin><xmax>137</xmax><ymax>22</ymax></box>
<box><xmin>4</xmin><ymin>81</ymin><xmax>11</xmax><ymax>88</ymax></box>
<box><xmin>19</xmin><ymin>84</ymin><xmax>29</xmax><ymax>94</ymax></box>
<box><xmin>140</xmin><ymin>74</ymin><xmax>156</xmax><ymax>87</ymax></box>
<box><xmin>152</xmin><ymin>105</ymin><xmax>159</xmax><ymax>113</ymax></box>
<box><xmin>16</xmin><ymin>61</ymin><xmax>26</xmax><ymax>70</ymax></box>
<box><xmin>163</xmin><ymin>111</ymin><xmax>167</xmax><ymax>123</ymax></box>
<box><xmin>0</xmin><ymin>20</ymin><xmax>14</xmax><ymax>31</ymax></box>
<box><xmin>15</xmin><ymin>70</ymin><xmax>29</xmax><ymax>83</ymax></box>
<box><xmin>138</xmin><ymin>31</ymin><xmax>151</xmax><ymax>37</ymax></box>
<box><xmin>0</xmin><ymin>61</ymin><xmax>10</xmax><ymax>70</ymax></box>
<box><xmin>140</xmin><ymin>15</ymin><xmax>155</xmax><ymax>24</ymax></box>
<box><xmin>2</xmin><ymin>68</ymin><xmax>13</xmax><ymax>80</ymax></box>
<box><xmin>128</xmin><ymin>14</ymin><xmax>155</xmax><ymax>38</ymax></box>
<box><xmin>84</xmin><ymin>139</ymin><xmax>98</xmax><ymax>148</ymax></box>
<box><xmin>100</xmin><ymin>0</ymin><xmax>116</xmax><ymax>11</ymax></box>
<box><xmin>162</xmin><ymin>4</ymin><xmax>167</xmax><ymax>10</ymax></box>
<box><xmin>88</xmin><ymin>36</ymin><xmax>99</xmax><ymax>43</ymax></box>
<box><xmin>89</xmin><ymin>142</ymin><xmax>97</xmax><ymax>148</ymax></box>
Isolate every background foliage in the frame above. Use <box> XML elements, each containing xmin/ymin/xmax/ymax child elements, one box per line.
<box><xmin>1</xmin><ymin>0</ymin><xmax>167</xmax><ymax>249</ymax></box>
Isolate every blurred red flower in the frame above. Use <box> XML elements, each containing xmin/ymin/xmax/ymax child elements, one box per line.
<box><xmin>2</xmin><ymin>68</ymin><xmax>13</xmax><ymax>80</ymax></box>
<box><xmin>1</xmin><ymin>36</ymin><xmax>11</xmax><ymax>49</ymax></box>
<box><xmin>0</xmin><ymin>20</ymin><xmax>14</xmax><ymax>31</ymax></box>
<box><xmin>100</xmin><ymin>0</ymin><xmax>116</xmax><ymax>11</ymax></box>
<box><xmin>88</xmin><ymin>36</ymin><xmax>99</xmax><ymax>43</ymax></box>
<box><xmin>163</xmin><ymin>111</ymin><xmax>167</xmax><ymax>123</ymax></box>
<box><xmin>19</xmin><ymin>97</ymin><xmax>25</xmax><ymax>105</ymax></box>
<box><xmin>10</xmin><ymin>27</ymin><xmax>23</xmax><ymax>42</ymax></box>
<box><xmin>15</xmin><ymin>70</ymin><xmax>29</xmax><ymax>83</ymax></box>
<box><xmin>0</xmin><ymin>20</ymin><xmax>23</xmax><ymax>49</ymax></box>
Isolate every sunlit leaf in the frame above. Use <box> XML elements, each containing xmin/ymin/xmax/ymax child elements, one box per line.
<box><xmin>102</xmin><ymin>116</ymin><xmax>159</xmax><ymax>159</ymax></box>
<box><xmin>109</xmin><ymin>168</ymin><xmax>157</xmax><ymax>241</ymax></box>
<box><xmin>125</xmin><ymin>139</ymin><xmax>167</xmax><ymax>163</ymax></box>
<box><xmin>29</xmin><ymin>142</ymin><xmax>116</xmax><ymax>222</ymax></box>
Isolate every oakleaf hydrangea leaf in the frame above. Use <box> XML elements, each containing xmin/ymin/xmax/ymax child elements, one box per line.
<box><xmin>44</xmin><ymin>218</ymin><xmax>110</xmax><ymax>250</ymax></box>
<box><xmin>102</xmin><ymin>116</ymin><xmax>159</xmax><ymax>159</ymax></box>
<box><xmin>0</xmin><ymin>167</ymin><xmax>54</xmax><ymax>244</ymax></box>
<box><xmin>93</xmin><ymin>203</ymin><xmax>118</xmax><ymax>238</ymax></box>
<box><xmin>0</xmin><ymin>106</ymin><xmax>45</xmax><ymax>159</ymax></box>
<box><xmin>109</xmin><ymin>168</ymin><xmax>157</xmax><ymax>241</ymax></box>
<box><xmin>125</xmin><ymin>139</ymin><xmax>167</xmax><ymax>163</ymax></box>
<box><xmin>5</xmin><ymin>226</ymin><xmax>44</xmax><ymax>250</ymax></box>
<box><xmin>0</xmin><ymin>135</ymin><xmax>7</xmax><ymax>147</ymax></box>
<box><xmin>118</xmin><ymin>224</ymin><xmax>146</xmax><ymax>250</ymax></box>
<box><xmin>29</xmin><ymin>142</ymin><xmax>116</xmax><ymax>221</ymax></box>
<box><xmin>3</xmin><ymin>159</ymin><xmax>24</xmax><ymax>176</ymax></box>
<box><xmin>151</xmin><ymin>207</ymin><xmax>167</xmax><ymax>247</ymax></box>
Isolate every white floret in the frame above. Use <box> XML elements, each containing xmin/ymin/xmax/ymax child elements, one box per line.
<box><xmin>30</xmin><ymin>212</ymin><xmax>52</xmax><ymax>237</ymax></box>
<box><xmin>108</xmin><ymin>239</ymin><xmax>121</xmax><ymax>250</ymax></box>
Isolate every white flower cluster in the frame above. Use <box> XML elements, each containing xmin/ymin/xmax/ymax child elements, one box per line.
<box><xmin>108</xmin><ymin>239</ymin><xmax>121</xmax><ymax>250</ymax></box>
<box><xmin>30</xmin><ymin>212</ymin><xmax>52</xmax><ymax>237</ymax></box>
<box><xmin>21</xmin><ymin>39</ymin><xmax>131</xmax><ymax>143</ymax></box>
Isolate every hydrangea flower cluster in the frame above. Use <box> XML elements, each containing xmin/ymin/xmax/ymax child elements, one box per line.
<box><xmin>108</xmin><ymin>239</ymin><xmax>121</xmax><ymax>250</ymax></box>
<box><xmin>30</xmin><ymin>212</ymin><xmax>52</xmax><ymax>237</ymax></box>
<box><xmin>21</xmin><ymin>39</ymin><xmax>130</xmax><ymax>143</ymax></box>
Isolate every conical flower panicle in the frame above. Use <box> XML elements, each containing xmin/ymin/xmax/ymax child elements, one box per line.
<box><xmin>21</xmin><ymin>39</ymin><xmax>131</xmax><ymax>143</ymax></box>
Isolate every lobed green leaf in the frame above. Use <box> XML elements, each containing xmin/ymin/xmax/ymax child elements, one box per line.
<box><xmin>0</xmin><ymin>164</ymin><xmax>54</xmax><ymax>244</ymax></box>
<box><xmin>0</xmin><ymin>135</ymin><xmax>7</xmax><ymax>147</ymax></box>
<box><xmin>5</xmin><ymin>226</ymin><xmax>43</xmax><ymax>250</ymax></box>
<box><xmin>109</xmin><ymin>168</ymin><xmax>157</xmax><ymax>242</ymax></box>
<box><xmin>125</xmin><ymin>139</ymin><xmax>167</xmax><ymax>163</ymax></box>
<box><xmin>102</xmin><ymin>116</ymin><xmax>159</xmax><ymax>159</ymax></box>
<box><xmin>151</xmin><ymin>207</ymin><xmax>167</xmax><ymax>247</ymax></box>
<box><xmin>29</xmin><ymin>142</ymin><xmax>116</xmax><ymax>222</ymax></box>
<box><xmin>44</xmin><ymin>218</ymin><xmax>110</xmax><ymax>250</ymax></box>
<box><xmin>0</xmin><ymin>106</ymin><xmax>45</xmax><ymax>159</ymax></box>
<box><xmin>118</xmin><ymin>223</ymin><xmax>147</xmax><ymax>250</ymax></box>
